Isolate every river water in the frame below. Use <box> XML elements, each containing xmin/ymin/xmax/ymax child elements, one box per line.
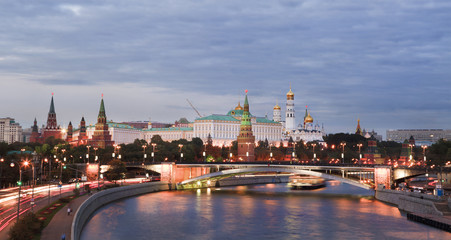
<box><xmin>81</xmin><ymin>181</ymin><xmax>450</xmax><ymax>240</ymax></box>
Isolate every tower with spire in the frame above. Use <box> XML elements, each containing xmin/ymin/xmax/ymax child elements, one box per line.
<box><xmin>30</xmin><ymin>118</ymin><xmax>40</xmax><ymax>143</ymax></box>
<box><xmin>355</xmin><ymin>119</ymin><xmax>362</xmax><ymax>136</ymax></box>
<box><xmin>285</xmin><ymin>85</ymin><xmax>296</xmax><ymax>132</ymax></box>
<box><xmin>237</xmin><ymin>90</ymin><xmax>255</xmax><ymax>162</ymax></box>
<box><xmin>66</xmin><ymin>121</ymin><xmax>73</xmax><ymax>142</ymax></box>
<box><xmin>42</xmin><ymin>93</ymin><xmax>63</xmax><ymax>141</ymax></box>
<box><xmin>88</xmin><ymin>95</ymin><xmax>114</xmax><ymax>148</ymax></box>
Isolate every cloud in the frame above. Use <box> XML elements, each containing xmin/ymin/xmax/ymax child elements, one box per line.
<box><xmin>0</xmin><ymin>0</ymin><xmax>450</xmax><ymax>138</ymax></box>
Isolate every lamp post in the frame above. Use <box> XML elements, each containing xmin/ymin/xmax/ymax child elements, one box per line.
<box><xmin>142</xmin><ymin>144</ymin><xmax>147</xmax><ymax>165</ymax></box>
<box><xmin>203</xmin><ymin>144</ymin><xmax>207</xmax><ymax>163</ymax></box>
<box><xmin>246</xmin><ymin>142</ymin><xmax>251</xmax><ymax>162</ymax></box>
<box><xmin>311</xmin><ymin>143</ymin><xmax>317</xmax><ymax>162</ymax></box>
<box><xmin>408</xmin><ymin>144</ymin><xmax>414</xmax><ymax>162</ymax></box>
<box><xmin>340</xmin><ymin>142</ymin><xmax>346</xmax><ymax>164</ymax></box>
<box><xmin>151</xmin><ymin>143</ymin><xmax>156</xmax><ymax>163</ymax></box>
<box><xmin>0</xmin><ymin>158</ymin><xmax>4</xmax><ymax>189</ymax></box>
<box><xmin>31</xmin><ymin>151</ymin><xmax>37</xmax><ymax>212</ymax></box>
<box><xmin>11</xmin><ymin>159</ymin><xmax>29</xmax><ymax>223</ymax></box>
<box><xmin>178</xmin><ymin>144</ymin><xmax>183</xmax><ymax>162</ymax></box>
<box><xmin>86</xmin><ymin>145</ymin><xmax>91</xmax><ymax>164</ymax></box>
<box><xmin>292</xmin><ymin>142</ymin><xmax>297</xmax><ymax>164</ymax></box>
<box><xmin>94</xmin><ymin>147</ymin><xmax>100</xmax><ymax>190</ymax></box>
<box><xmin>357</xmin><ymin>143</ymin><xmax>363</xmax><ymax>165</ymax></box>
<box><xmin>421</xmin><ymin>145</ymin><xmax>427</xmax><ymax>166</ymax></box>
<box><xmin>269</xmin><ymin>143</ymin><xmax>273</xmax><ymax>162</ymax></box>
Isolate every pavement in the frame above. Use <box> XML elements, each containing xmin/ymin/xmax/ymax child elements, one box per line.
<box><xmin>40</xmin><ymin>193</ymin><xmax>91</xmax><ymax>240</ymax></box>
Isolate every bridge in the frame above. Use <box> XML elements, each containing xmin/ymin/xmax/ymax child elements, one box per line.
<box><xmin>89</xmin><ymin>162</ymin><xmax>429</xmax><ymax>190</ymax></box>
<box><xmin>109</xmin><ymin>163</ymin><xmax>427</xmax><ymax>190</ymax></box>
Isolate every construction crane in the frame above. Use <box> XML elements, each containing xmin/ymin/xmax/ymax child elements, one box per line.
<box><xmin>186</xmin><ymin>99</ymin><xmax>203</xmax><ymax>118</ymax></box>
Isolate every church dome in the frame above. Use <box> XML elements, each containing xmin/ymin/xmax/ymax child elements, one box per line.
<box><xmin>305</xmin><ymin>113</ymin><xmax>313</xmax><ymax>123</ymax></box>
<box><xmin>235</xmin><ymin>102</ymin><xmax>243</xmax><ymax>110</ymax></box>
<box><xmin>273</xmin><ymin>103</ymin><xmax>281</xmax><ymax>110</ymax></box>
<box><xmin>287</xmin><ymin>88</ymin><xmax>294</xmax><ymax>100</ymax></box>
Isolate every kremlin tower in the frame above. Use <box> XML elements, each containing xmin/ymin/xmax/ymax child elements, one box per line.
<box><xmin>42</xmin><ymin>94</ymin><xmax>62</xmax><ymax>140</ymax></box>
<box><xmin>237</xmin><ymin>90</ymin><xmax>255</xmax><ymax>162</ymax></box>
<box><xmin>30</xmin><ymin>94</ymin><xmax>64</xmax><ymax>143</ymax></box>
<box><xmin>285</xmin><ymin>86</ymin><xmax>296</xmax><ymax>132</ymax></box>
<box><xmin>273</xmin><ymin>102</ymin><xmax>281</xmax><ymax>122</ymax></box>
<box><xmin>30</xmin><ymin>118</ymin><xmax>40</xmax><ymax>143</ymax></box>
<box><xmin>355</xmin><ymin>119</ymin><xmax>362</xmax><ymax>135</ymax></box>
<box><xmin>87</xmin><ymin>96</ymin><xmax>114</xmax><ymax>148</ymax></box>
<box><xmin>66</xmin><ymin>121</ymin><xmax>73</xmax><ymax>142</ymax></box>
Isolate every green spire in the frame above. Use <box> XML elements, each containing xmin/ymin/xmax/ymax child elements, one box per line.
<box><xmin>49</xmin><ymin>96</ymin><xmax>56</xmax><ymax>114</ymax></box>
<box><xmin>243</xmin><ymin>90</ymin><xmax>249</xmax><ymax>112</ymax></box>
<box><xmin>98</xmin><ymin>98</ymin><xmax>106</xmax><ymax>118</ymax></box>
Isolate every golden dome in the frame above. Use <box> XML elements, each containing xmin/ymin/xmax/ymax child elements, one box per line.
<box><xmin>235</xmin><ymin>101</ymin><xmax>243</xmax><ymax>110</ymax></box>
<box><xmin>305</xmin><ymin>113</ymin><xmax>313</xmax><ymax>123</ymax></box>
<box><xmin>287</xmin><ymin>88</ymin><xmax>294</xmax><ymax>100</ymax></box>
<box><xmin>274</xmin><ymin>103</ymin><xmax>281</xmax><ymax>110</ymax></box>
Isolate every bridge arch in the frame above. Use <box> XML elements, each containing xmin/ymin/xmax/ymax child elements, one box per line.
<box><xmin>178</xmin><ymin>167</ymin><xmax>373</xmax><ymax>190</ymax></box>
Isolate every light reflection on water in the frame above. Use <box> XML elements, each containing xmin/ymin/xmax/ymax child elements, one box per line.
<box><xmin>81</xmin><ymin>182</ymin><xmax>450</xmax><ymax>240</ymax></box>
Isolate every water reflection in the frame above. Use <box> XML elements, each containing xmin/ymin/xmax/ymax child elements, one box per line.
<box><xmin>81</xmin><ymin>182</ymin><xmax>450</xmax><ymax>240</ymax></box>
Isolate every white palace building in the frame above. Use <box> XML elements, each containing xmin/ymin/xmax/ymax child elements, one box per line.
<box><xmin>76</xmin><ymin>88</ymin><xmax>325</xmax><ymax>146</ymax></box>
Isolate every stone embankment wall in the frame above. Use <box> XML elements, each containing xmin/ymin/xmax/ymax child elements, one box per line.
<box><xmin>216</xmin><ymin>175</ymin><xmax>289</xmax><ymax>187</ymax></box>
<box><xmin>72</xmin><ymin>182</ymin><xmax>169</xmax><ymax>240</ymax></box>
<box><xmin>376</xmin><ymin>189</ymin><xmax>444</xmax><ymax>216</ymax></box>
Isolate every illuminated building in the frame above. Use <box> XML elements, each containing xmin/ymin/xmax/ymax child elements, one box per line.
<box><xmin>87</xmin><ymin>96</ymin><xmax>114</xmax><ymax>148</ymax></box>
<box><xmin>30</xmin><ymin>94</ymin><xmax>64</xmax><ymax>143</ymax></box>
<box><xmin>0</xmin><ymin>117</ymin><xmax>23</xmax><ymax>144</ymax></box>
<box><xmin>237</xmin><ymin>90</ymin><xmax>255</xmax><ymax>161</ymax></box>
<box><xmin>277</xmin><ymin>87</ymin><xmax>325</xmax><ymax>143</ymax></box>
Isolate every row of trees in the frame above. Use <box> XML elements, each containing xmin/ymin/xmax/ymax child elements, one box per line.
<box><xmin>1</xmin><ymin>134</ymin><xmax>451</xmax><ymax>188</ymax></box>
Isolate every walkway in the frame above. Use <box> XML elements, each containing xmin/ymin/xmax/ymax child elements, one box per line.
<box><xmin>41</xmin><ymin>194</ymin><xmax>90</xmax><ymax>240</ymax></box>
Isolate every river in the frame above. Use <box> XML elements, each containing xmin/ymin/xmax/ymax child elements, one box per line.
<box><xmin>81</xmin><ymin>181</ymin><xmax>450</xmax><ymax>240</ymax></box>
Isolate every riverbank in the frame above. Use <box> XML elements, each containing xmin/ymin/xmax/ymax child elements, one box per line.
<box><xmin>375</xmin><ymin>188</ymin><xmax>451</xmax><ymax>232</ymax></box>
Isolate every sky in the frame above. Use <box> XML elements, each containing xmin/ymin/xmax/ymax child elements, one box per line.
<box><xmin>1</xmin><ymin>0</ymin><xmax>450</xmax><ymax>138</ymax></box>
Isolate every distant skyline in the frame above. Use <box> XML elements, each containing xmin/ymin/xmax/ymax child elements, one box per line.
<box><xmin>1</xmin><ymin>1</ymin><xmax>450</xmax><ymax>138</ymax></box>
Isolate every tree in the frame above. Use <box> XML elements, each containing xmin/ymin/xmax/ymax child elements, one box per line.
<box><xmin>104</xmin><ymin>159</ymin><xmax>127</xmax><ymax>183</ymax></box>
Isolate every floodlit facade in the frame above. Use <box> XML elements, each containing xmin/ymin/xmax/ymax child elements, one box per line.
<box><xmin>386</xmin><ymin>129</ymin><xmax>451</xmax><ymax>145</ymax></box>
<box><xmin>0</xmin><ymin>117</ymin><xmax>23</xmax><ymax>144</ymax></box>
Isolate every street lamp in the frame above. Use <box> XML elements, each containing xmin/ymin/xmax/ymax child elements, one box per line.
<box><xmin>311</xmin><ymin>143</ymin><xmax>317</xmax><ymax>162</ymax></box>
<box><xmin>0</xmin><ymin>158</ymin><xmax>4</xmax><ymax>189</ymax></box>
<box><xmin>246</xmin><ymin>142</ymin><xmax>251</xmax><ymax>162</ymax></box>
<box><xmin>409</xmin><ymin>144</ymin><xmax>414</xmax><ymax>161</ymax></box>
<box><xmin>93</xmin><ymin>147</ymin><xmax>100</xmax><ymax>190</ymax></box>
<box><xmin>142</xmin><ymin>144</ymin><xmax>147</xmax><ymax>165</ymax></box>
<box><xmin>86</xmin><ymin>145</ymin><xmax>91</xmax><ymax>163</ymax></box>
<box><xmin>292</xmin><ymin>142</ymin><xmax>297</xmax><ymax>164</ymax></box>
<box><xmin>151</xmin><ymin>143</ymin><xmax>156</xmax><ymax>163</ymax></box>
<box><xmin>357</xmin><ymin>143</ymin><xmax>363</xmax><ymax>164</ymax></box>
<box><xmin>269</xmin><ymin>143</ymin><xmax>273</xmax><ymax>162</ymax></box>
<box><xmin>178</xmin><ymin>144</ymin><xmax>183</xmax><ymax>162</ymax></box>
<box><xmin>340</xmin><ymin>142</ymin><xmax>346</xmax><ymax>164</ymax></box>
<box><xmin>421</xmin><ymin>145</ymin><xmax>427</xmax><ymax>165</ymax></box>
<box><xmin>203</xmin><ymin>143</ymin><xmax>207</xmax><ymax>163</ymax></box>
<box><xmin>10</xmin><ymin>159</ymin><xmax>29</xmax><ymax>223</ymax></box>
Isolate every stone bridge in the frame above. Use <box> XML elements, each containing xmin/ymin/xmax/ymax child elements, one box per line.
<box><xmin>96</xmin><ymin>163</ymin><xmax>427</xmax><ymax>189</ymax></box>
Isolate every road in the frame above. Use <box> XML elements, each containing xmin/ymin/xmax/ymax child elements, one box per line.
<box><xmin>0</xmin><ymin>181</ymin><xmax>98</xmax><ymax>232</ymax></box>
<box><xmin>0</xmin><ymin>177</ymin><xmax>150</xmax><ymax>234</ymax></box>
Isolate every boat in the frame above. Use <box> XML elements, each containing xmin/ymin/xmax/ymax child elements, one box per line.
<box><xmin>288</xmin><ymin>175</ymin><xmax>326</xmax><ymax>190</ymax></box>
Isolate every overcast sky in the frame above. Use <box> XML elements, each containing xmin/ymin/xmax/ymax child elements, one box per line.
<box><xmin>1</xmin><ymin>0</ymin><xmax>450</xmax><ymax>138</ymax></box>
